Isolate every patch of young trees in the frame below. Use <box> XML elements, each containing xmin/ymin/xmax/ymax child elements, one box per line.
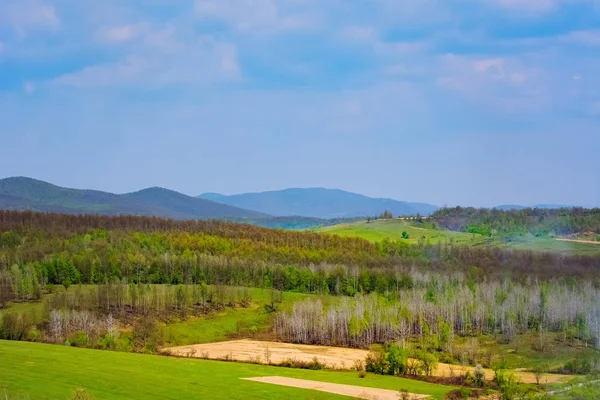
<box><xmin>0</xmin><ymin>282</ymin><xmax>256</xmax><ymax>352</ymax></box>
<box><xmin>275</xmin><ymin>275</ymin><xmax>600</xmax><ymax>351</ymax></box>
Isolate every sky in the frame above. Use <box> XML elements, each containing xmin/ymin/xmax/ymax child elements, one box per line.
<box><xmin>0</xmin><ymin>0</ymin><xmax>599</xmax><ymax>208</ymax></box>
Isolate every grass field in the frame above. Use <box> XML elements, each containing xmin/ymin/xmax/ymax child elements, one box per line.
<box><xmin>0</xmin><ymin>340</ymin><xmax>455</xmax><ymax>399</ymax></box>
<box><xmin>317</xmin><ymin>219</ymin><xmax>485</xmax><ymax>246</ymax></box>
<box><xmin>317</xmin><ymin>219</ymin><xmax>600</xmax><ymax>255</ymax></box>
<box><xmin>161</xmin><ymin>290</ymin><xmax>337</xmax><ymax>346</ymax></box>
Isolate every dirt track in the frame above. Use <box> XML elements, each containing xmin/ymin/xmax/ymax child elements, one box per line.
<box><xmin>242</xmin><ymin>376</ymin><xmax>428</xmax><ymax>400</ymax></box>
<box><xmin>556</xmin><ymin>238</ymin><xmax>600</xmax><ymax>245</ymax></box>
<box><xmin>163</xmin><ymin>339</ymin><xmax>571</xmax><ymax>384</ymax></box>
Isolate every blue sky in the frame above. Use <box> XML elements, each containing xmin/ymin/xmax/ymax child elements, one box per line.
<box><xmin>0</xmin><ymin>0</ymin><xmax>598</xmax><ymax>207</ymax></box>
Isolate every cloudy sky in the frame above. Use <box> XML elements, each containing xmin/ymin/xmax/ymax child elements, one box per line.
<box><xmin>0</xmin><ymin>0</ymin><xmax>598</xmax><ymax>207</ymax></box>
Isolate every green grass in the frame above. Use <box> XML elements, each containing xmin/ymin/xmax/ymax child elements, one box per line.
<box><xmin>318</xmin><ymin>219</ymin><xmax>600</xmax><ymax>255</ymax></box>
<box><xmin>0</xmin><ymin>340</ymin><xmax>454</xmax><ymax>399</ymax></box>
<box><xmin>468</xmin><ymin>333</ymin><xmax>600</xmax><ymax>371</ymax></box>
<box><xmin>162</xmin><ymin>290</ymin><xmax>338</xmax><ymax>346</ymax></box>
<box><xmin>317</xmin><ymin>219</ymin><xmax>488</xmax><ymax>245</ymax></box>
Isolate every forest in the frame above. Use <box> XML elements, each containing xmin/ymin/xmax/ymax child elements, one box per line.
<box><xmin>1</xmin><ymin>210</ymin><xmax>600</xmax><ymax>374</ymax></box>
<box><xmin>431</xmin><ymin>207</ymin><xmax>600</xmax><ymax>237</ymax></box>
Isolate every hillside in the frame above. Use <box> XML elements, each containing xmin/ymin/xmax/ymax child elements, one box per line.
<box><xmin>199</xmin><ymin>188</ymin><xmax>438</xmax><ymax>218</ymax></box>
<box><xmin>0</xmin><ymin>177</ymin><xmax>265</xmax><ymax>219</ymax></box>
<box><xmin>318</xmin><ymin>218</ymin><xmax>600</xmax><ymax>256</ymax></box>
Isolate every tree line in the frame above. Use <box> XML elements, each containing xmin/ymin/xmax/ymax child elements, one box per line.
<box><xmin>1</xmin><ymin>211</ymin><xmax>600</xmax><ymax>308</ymax></box>
<box><xmin>431</xmin><ymin>206</ymin><xmax>600</xmax><ymax>237</ymax></box>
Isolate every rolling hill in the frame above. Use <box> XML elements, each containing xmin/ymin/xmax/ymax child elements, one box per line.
<box><xmin>199</xmin><ymin>188</ymin><xmax>438</xmax><ymax>218</ymax></box>
<box><xmin>0</xmin><ymin>177</ymin><xmax>266</xmax><ymax>219</ymax></box>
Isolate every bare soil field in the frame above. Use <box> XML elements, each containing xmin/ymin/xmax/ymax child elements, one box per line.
<box><xmin>556</xmin><ymin>238</ymin><xmax>600</xmax><ymax>245</ymax></box>
<box><xmin>163</xmin><ymin>340</ymin><xmax>571</xmax><ymax>384</ymax></box>
<box><xmin>242</xmin><ymin>376</ymin><xmax>428</xmax><ymax>400</ymax></box>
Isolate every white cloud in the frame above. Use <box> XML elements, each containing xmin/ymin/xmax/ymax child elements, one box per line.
<box><xmin>0</xmin><ymin>0</ymin><xmax>59</xmax><ymax>35</ymax></box>
<box><xmin>560</xmin><ymin>30</ymin><xmax>600</xmax><ymax>46</ymax></box>
<box><xmin>96</xmin><ymin>25</ymin><xmax>139</xmax><ymax>43</ymax></box>
<box><xmin>194</xmin><ymin>0</ymin><xmax>315</xmax><ymax>33</ymax></box>
<box><xmin>23</xmin><ymin>81</ymin><xmax>35</xmax><ymax>95</ymax></box>
<box><xmin>52</xmin><ymin>37</ymin><xmax>241</xmax><ymax>88</ymax></box>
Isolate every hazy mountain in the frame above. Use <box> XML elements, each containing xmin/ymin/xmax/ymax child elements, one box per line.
<box><xmin>198</xmin><ymin>188</ymin><xmax>439</xmax><ymax>218</ymax></box>
<box><xmin>0</xmin><ymin>177</ymin><xmax>266</xmax><ymax>219</ymax></box>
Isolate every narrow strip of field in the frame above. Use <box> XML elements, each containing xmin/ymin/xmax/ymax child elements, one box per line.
<box><xmin>556</xmin><ymin>238</ymin><xmax>600</xmax><ymax>245</ymax></box>
<box><xmin>242</xmin><ymin>376</ymin><xmax>428</xmax><ymax>400</ymax></box>
<box><xmin>164</xmin><ymin>339</ymin><xmax>572</xmax><ymax>384</ymax></box>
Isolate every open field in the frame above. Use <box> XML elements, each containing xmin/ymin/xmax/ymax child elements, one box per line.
<box><xmin>317</xmin><ymin>219</ymin><xmax>485</xmax><ymax>246</ymax></box>
<box><xmin>0</xmin><ymin>340</ymin><xmax>454</xmax><ymax>399</ymax></box>
<box><xmin>318</xmin><ymin>219</ymin><xmax>600</xmax><ymax>255</ymax></box>
<box><xmin>164</xmin><ymin>340</ymin><xmax>572</xmax><ymax>384</ymax></box>
<box><xmin>242</xmin><ymin>376</ymin><xmax>427</xmax><ymax>400</ymax></box>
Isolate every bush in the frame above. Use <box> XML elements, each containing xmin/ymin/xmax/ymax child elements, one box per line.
<box><xmin>26</xmin><ymin>327</ymin><xmax>41</xmax><ymax>342</ymax></box>
<box><xmin>0</xmin><ymin>312</ymin><xmax>30</xmax><ymax>340</ymax></box>
<box><xmin>358</xmin><ymin>370</ymin><xmax>366</xmax><ymax>378</ymax></box>
<box><xmin>417</xmin><ymin>350</ymin><xmax>438</xmax><ymax>377</ymax></box>
<box><xmin>386</xmin><ymin>344</ymin><xmax>408</xmax><ymax>376</ymax></box>
<box><xmin>473</xmin><ymin>364</ymin><xmax>485</xmax><ymax>387</ymax></box>
<box><xmin>365</xmin><ymin>347</ymin><xmax>388</xmax><ymax>374</ymax></box>
<box><xmin>70</xmin><ymin>330</ymin><xmax>89</xmax><ymax>347</ymax></box>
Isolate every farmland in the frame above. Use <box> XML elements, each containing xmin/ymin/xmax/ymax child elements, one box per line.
<box><xmin>0</xmin><ymin>340</ymin><xmax>455</xmax><ymax>399</ymax></box>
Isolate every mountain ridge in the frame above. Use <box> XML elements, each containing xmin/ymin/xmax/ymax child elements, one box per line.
<box><xmin>0</xmin><ymin>177</ymin><xmax>266</xmax><ymax>219</ymax></box>
<box><xmin>198</xmin><ymin>187</ymin><xmax>439</xmax><ymax>218</ymax></box>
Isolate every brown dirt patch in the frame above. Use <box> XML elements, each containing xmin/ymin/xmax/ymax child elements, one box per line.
<box><xmin>556</xmin><ymin>238</ymin><xmax>600</xmax><ymax>245</ymax></box>
<box><xmin>163</xmin><ymin>339</ymin><xmax>571</xmax><ymax>384</ymax></box>
<box><xmin>163</xmin><ymin>339</ymin><xmax>369</xmax><ymax>369</ymax></box>
<box><xmin>242</xmin><ymin>376</ymin><xmax>428</xmax><ymax>400</ymax></box>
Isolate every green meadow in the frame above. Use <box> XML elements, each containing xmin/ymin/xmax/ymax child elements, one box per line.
<box><xmin>0</xmin><ymin>340</ymin><xmax>454</xmax><ymax>400</ymax></box>
<box><xmin>317</xmin><ymin>219</ymin><xmax>600</xmax><ymax>255</ymax></box>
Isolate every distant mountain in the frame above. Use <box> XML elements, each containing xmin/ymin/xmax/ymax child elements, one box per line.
<box><xmin>494</xmin><ymin>204</ymin><xmax>575</xmax><ymax>211</ymax></box>
<box><xmin>198</xmin><ymin>188</ymin><xmax>438</xmax><ymax>218</ymax></box>
<box><xmin>0</xmin><ymin>177</ymin><xmax>266</xmax><ymax>219</ymax></box>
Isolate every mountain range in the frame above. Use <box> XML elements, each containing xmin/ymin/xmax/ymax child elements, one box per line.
<box><xmin>199</xmin><ymin>188</ymin><xmax>439</xmax><ymax>218</ymax></box>
<box><xmin>0</xmin><ymin>177</ymin><xmax>265</xmax><ymax>219</ymax></box>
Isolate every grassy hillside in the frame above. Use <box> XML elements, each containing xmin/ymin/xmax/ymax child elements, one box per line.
<box><xmin>318</xmin><ymin>219</ymin><xmax>600</xmax><ymax>255</ymax></box>
<box><xmin>318</xmin><ymin>219</ymin><xmax>487</xmax><ymax>245</ymax></box>
<box><xmin>0</xmin><ymin>177</ymin><xmax>265</xmax><ymax>219</ymax></box>
<box><xmin>0</xmin><ymin>340</ymin><xmax>454</xmax><ymax>399</ymax></box>
<box><xmin>199</xmin><ymin>188</ymin><xmax>438</xmax><ymax>218</ymax></box>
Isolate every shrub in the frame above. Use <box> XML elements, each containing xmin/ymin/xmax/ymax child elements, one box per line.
<box><xmin>417</xmin><ymin>350</ymin><xmax>438</xmax><ymax>377</ymax></box>
<box><xmin>365</xmin><ymin>347</ymin><xmax>388</xmax><ymax>374</ymax></box>
<box><xmin>70</xmin><ymin>330</ymin><xmax>89</xmax><ymax>348</ymax></box>
<box><xmin>0</xmin><ymin>312</ymin><xmax>30</xmax><ymax>340</ymax></box>
<box><xmin>386</xmin><ymin>344</ymin><xmax>408</xmax><ymax>376</ymax></box>
<box><xmin>353</xmin><ymin>359</ymin><xmax>364</xmax><ymax>372</ymax></box>
<box><xmin>398</xmin><ymin>389</ymin><xmax>410</xmax><ymax>400</ymax></box>
<box><xmin>473</xmin><ymin>364</ymin><xmax>485</xmax><ymax>387</ymax></box>
<box><xmin>358</xmin><ymin>370</ymin><xmax>366</xmax><ymax>378</ymax></box>
<box><xmin>26</xmin><ymin>327</ymin><xmax>41</xmax><ymax>342</ymax></box>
